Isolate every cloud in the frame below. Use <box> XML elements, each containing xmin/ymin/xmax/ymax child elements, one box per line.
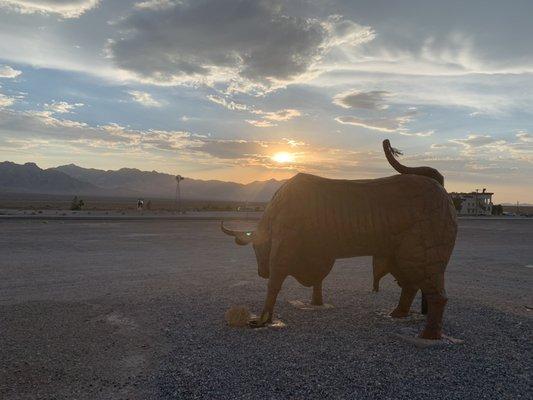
<box><xmin>107</xmin><ymin>0</ymin><xmax>373</xmax><ymax>91</ymax></box>
<box><xmin>516</xmin><ymin>131</ymin><xmax>532</xmax><ymax>143</ymax></box>
<box><xmin>207</xmin><ymin>94</ymin><xmax>300</xmax><ymax>127</ymax></box>
<box><xmin>0</xmin><ymin>92</ymin><xmax>16</xmax><ymax>107</ymax></box>
<box><xmin>1</xmin><ymin>102</ymin><xmax>531</xmax><ymax>193</ymax></box>
<box><xmin>198</xmin><ymin>139</ymin><xmax>268</xmax><ymax>160</ymax></box>
<box><xmin>332</xmin><ymin>88</ymin><xmax>433</xmax><ymax>136</ymax></box>
<box><xmin>335</xmin><ymin>115</ymin><xmax>403</xmax><ymax>132</ymax></box>
<box><xmin>127</xmin><ymin>90</ymin><xmax>163</xmax><ymax>107</ymax></box>
<box><xmin>430</xmin><ymin>142</ymin><xmax>461</xmax><ymax>150</ymax></box>
<box><xmin>206</xmin><ymin>95</ymin><xmax>250</xmax><ymax>111</ymax></box>
<box><xmin>247</xmin><ymin>108</ymin><xmax>301</xmax><ymax>127</ymax></box>
<box><xmin>335</xmin><ymin>109</ymin><xmax>429</xmax><ymax>134</ymax></box>
<box><xmin>449</xmin><ymin>134</ymin><xmax>502</xmax><ymax>149</ymax></box>
<box><xmin>322</xmin><ymin>14</ymin><xmax>376</xmax><ymax>48</ymax></box>
<box><xmin>0</xmin><ymin>65</ymin><xmax>21</xmax><ymax>78</ymax></box>
<box><xmin>314</xmin><ymin>20</ymin><xmax>533</xmax><ymax>79</ymax></box>
<box><xmin>0</xmin><ymin>106</ymin><xmax>197</xmax><ymax>152</ymax></box>
<box><xmin>44</xmin><ymin>101</ymin><xmax>84</xmax><ymax>114</ymax></box>
<box><xmin>245</xmin><ymin>119</ymin><xmax>276</xmax><ymax>128</ymax></box>
<box><xmin>432</xmin><ymin>133</ymin><xmax>532</xmax><ymax>164</ymax></box>
<box><xmin>195</xmin><ymin>137</ymin><xmax>392</xmax><ymax>176</ymax></box>
<box><xmin>0</xmin><ymin>104</ymin><xmax>381</xmax><ymax>175</ymax></box>
<box><xmin>134</xmin><ymin>0</ymin><xmax>180</xmax><ymax>11</ymax></box>
<box><xmin>254</xmin><ymin>108</ymin><xmax>301</xmax><ymax>122</ymax></box>
<box><xmin>333</xmin><ymin>90</ymin><xmax>390</xmax><ymax>110</ymax></box>
<box><xmin>0</xmin><ymin>0</ymin><xmax>100</xmax><ymax>18</ymax></box>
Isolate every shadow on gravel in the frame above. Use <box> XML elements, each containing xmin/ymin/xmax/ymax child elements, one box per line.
<box><xmin>0</xmin><ymin>301</ymin><xmax>163</xmax><ymax>400</ymax></box>
<box><xmin>154</xmin><ymin>293</ymin><xmax>531</xmax><ymax>400</ymax></box>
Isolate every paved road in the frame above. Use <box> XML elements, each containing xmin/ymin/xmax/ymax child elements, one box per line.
<box><xmin>0</xmin><ymin>210</ymin><xmax>263</xmax><ymax>221</ymax></box>
<box><xmin>0</xmin><ymin>219</ymin><xmax>532</xmax><ymax>399</ymax></box>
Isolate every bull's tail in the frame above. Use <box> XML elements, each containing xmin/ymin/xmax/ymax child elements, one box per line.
<box><xmin>383</xmin><ymin>139</ymin><xmax>444</xmax><ymax>186</ymax></box>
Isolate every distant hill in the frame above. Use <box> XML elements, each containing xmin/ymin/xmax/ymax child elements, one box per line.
<box><xmin>0</xmin><ymin>161</ymin><xmax>98</xmax><ymax>194</ymax></box>
<box><xmin>0</xmin><ymin>161</ymin><xmax>284</xmax><ymax>201</ymax></box>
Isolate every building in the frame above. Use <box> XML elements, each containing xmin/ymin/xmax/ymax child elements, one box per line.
<box><xmin>450</xmin><ymin>189</ymin><xmax>493</xmax><ymax>216</ymax></box>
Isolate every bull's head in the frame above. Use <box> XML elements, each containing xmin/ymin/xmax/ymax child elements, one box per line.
<box><xmin>221</xmin><ymin>222</ymin><xmax>270</xmax><ymax>278</ymax></box>
<box><xmin>220</xmin><ymin>222</ymin><xmax>255</xmax><ymax>245</ymax></box>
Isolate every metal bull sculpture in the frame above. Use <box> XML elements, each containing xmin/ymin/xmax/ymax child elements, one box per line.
<box><xmin>222</xmin><ymin>139</ymin><xmax>457</xmax><ymax>339</ymax></box>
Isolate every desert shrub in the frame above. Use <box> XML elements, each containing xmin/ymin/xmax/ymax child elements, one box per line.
<box><xmin>452</xmin><ymin>197</ymin><xmax>463</xmax><ymax>212</ymax></box>
<box><xmin>70</xmin><ymin>196</ymin><xmax>85</xmax><ymax>211</ymax></box>
<box><xmin>492</xmin><ymin>204</ymin><xmax>503</xmax><ymax>215</ymax></box>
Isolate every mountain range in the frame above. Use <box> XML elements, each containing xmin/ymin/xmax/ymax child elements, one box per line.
<box><xmin>0</xmin><ymin>161</ymin><xmax>284</xmax><ymax>202</ymax></box>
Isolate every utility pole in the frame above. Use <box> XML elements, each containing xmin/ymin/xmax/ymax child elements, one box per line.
<box><xmin>175</xmin><ymin>175</ymin><xmax>184</xmax><ymax>214</ymax></box>
<box><xmin>475</xmin><ymin>189</ymin><xmax>479</xmax><ymax>215</ymax></box>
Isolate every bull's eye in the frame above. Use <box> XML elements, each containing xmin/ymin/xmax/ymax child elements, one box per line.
<box><xmin>246</xmin><ymin>232</ymin><xmax>252</xmax><ymax>236</ymax></box>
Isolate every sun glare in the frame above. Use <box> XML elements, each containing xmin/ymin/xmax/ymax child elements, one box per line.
<box><xmin>271</xmin><ymin>152</ymin><xmax>294</xmax><ymax>164</ymax></box>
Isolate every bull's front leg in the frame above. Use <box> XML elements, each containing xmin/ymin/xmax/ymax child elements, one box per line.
<box><xmin>390</xmin><ymin>286</ymin><xmax>418</xmax><ymax>318</ymax></box>
<box><xmin>311</xmin><ymin>280</ymin><xmax>324</xmax><ymax>306</ymax></box>
<box><xmin>249</xmin><ymin>272</ymin><xmax>286</xmax><ymax>328</ymax></box>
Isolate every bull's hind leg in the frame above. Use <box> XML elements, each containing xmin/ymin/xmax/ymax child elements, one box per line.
<box><xmin>390</xmin><ymin>286</ymin><xmax>418</xmax><ymax>318</ymax></box>
<box><xmin>419</xmin><ymin>291</ymin><xmax>447</xmax><ymax>339</ymax></box>
<box><xmin>311</xmin><ymin>280</ymin><xmax>323</xmax><ymax>306</ymax></box>
<box><xmin>419</xmin><ymin>273</ymin><xmax>447</xmax><ymax>339</ymax></box>
<box><xmin>249</xmin><ymin>271</ymin><xmax>286</xmax><ymax>328</ymax></box>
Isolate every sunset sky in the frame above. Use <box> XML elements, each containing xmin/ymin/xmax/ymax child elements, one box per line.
<box><xmin>0</xmin><ymin>0</ymin><xmax>532</xmax><ymax>202</ymax></box>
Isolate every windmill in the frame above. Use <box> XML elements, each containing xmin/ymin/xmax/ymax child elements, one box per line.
<box><xmin>175</xmin><ymin>175</ymin><xmax>185</xmax><ymax>213</ymax></box>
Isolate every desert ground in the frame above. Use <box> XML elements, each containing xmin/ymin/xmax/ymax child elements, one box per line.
<box><xmin>0</xmin><ymin>217</ymin><xmax>531</xmax><ymax>399</ymax></box>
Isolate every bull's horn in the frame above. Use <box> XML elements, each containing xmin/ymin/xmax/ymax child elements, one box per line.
<box><xmin>220</xmin><ymin>221</ymin><xmax>255</xmax><ymax>245</ymax></box>
<box><xmin>221</xmin><ymin>221</ymin><xmax>237</xmax><ymax>236</ymax></box>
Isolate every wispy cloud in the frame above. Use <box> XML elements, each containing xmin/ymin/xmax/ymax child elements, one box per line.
<box><xmin>449</xmin><ymin>134</ymin><xmax>503</xmax><ymax>150</ymax></box>
<box><xmin>335</xmin><ymin>109</ymin><xmax>431</xmax><ymax>136</ymax></box>
<box><xmin>433</xmin><ymin>132</ymin><xmax>532</xmax><ymax>163</ymax></box>
<box><xmin>127</xmin><ymin>90</ymin><xmax>163</xmax><ymax>107</ymax></box>
<box><xmin>134</xmin><ymin>0</ymin><xmax>180</xmax><ymax>11</ymax></box>
<box><xmin>516</xmin><ymin>131</ymin><xmax>532</xmax><ymax>143</ymax></box>
<box><xmin>207</xmin><ymin>94</ymin><xmax>300</xmax><ymax>127</ymax></box>
<box><xmin>335</xmin><ymin>115</ymin><xmax>407</xmax><ymax>132</ymax></box>
<box><xmin>246</xmin><ymin>109</ymin><xmax>301</xmax><ymax>128</ymax></box>
<box><xmin>0</xmin><ymin>92</ymin><xmax>15</xmax><ymax>107</ymax></box>
<box><xmin>0</xmin><ymin>65</ymin><xmax>21</xmax><ymax>78</ymax></box>
<box><xmin>0</xmin><ymin>0</ymin><xmax>100</xmax><ymax>18</ymax></box>
<box><xmin>44</xmin><ymin>101</ymin><xmax>84</xmax><ymax>114</ymax></box>
<box><xmin>333</xmin><ymin>90</ymin><xmax>390</xmax><ymax>110</ymax></box>
<box><xmin>206</xmin><ymin>95</ymin><xmax>250</xmax><ymax>112</ymax></box>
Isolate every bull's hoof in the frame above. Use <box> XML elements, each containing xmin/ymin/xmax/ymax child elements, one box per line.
<box><xmin>419</xmin><ymin>329</ymin><xmax>442</xmax><ymax>340</ymax></box>
<box><xmin>390</xmin><ymin>308</ymin><xmax>409</xmax><ymax>318</ymax></box>
<box><xmin>310</xmin><ymin>300</ymin><xmax>324</xmax><ymax>306</ymax></box>
<box><xmin>248</xmin><ymin>319</ymin><xmax>268</xmax><ymax>329</ymax></box>
<box><xmin>248</xmin><ymin>312</ymin><xmax>271</xmax><ymax>329</ymax></box>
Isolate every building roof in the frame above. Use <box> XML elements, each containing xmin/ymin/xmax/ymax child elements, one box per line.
<box><xmin>450</xmin><ymin>192</ymin><xmax>494</xmax><ymax>196</ymax></box>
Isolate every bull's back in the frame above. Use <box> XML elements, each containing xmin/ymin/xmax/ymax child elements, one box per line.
<box><xmin>264</xmin><ymin>173</ymin><xmax>456</xmax><ymax>257</ymax></box>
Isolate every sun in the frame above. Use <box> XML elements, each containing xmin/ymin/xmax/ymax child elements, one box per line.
<box><xmin>271</xmin><ymin>152</ymin><xmax>294</xmax><ymax>164</ymax></box>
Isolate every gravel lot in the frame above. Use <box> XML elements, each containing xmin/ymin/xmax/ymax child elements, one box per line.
<box><xmin>0</xmin><ymin>218</ymin><xmax>531</xmax><ymax>399</ymax></box>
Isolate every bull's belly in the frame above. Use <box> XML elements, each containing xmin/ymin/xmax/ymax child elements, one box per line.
<box><xmin>335</xmin><ymin>249</ymin><xmax>375</xmax><ymax>259</ymax></box>
<box><xmin>333</xmin><ymin>241</ymin><xmax>389</xmax><ymax>259</ymax></box>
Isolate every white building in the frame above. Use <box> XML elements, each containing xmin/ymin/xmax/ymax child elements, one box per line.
<box><xmin>450</xmin><ymin>189</ymin><xmax>493</xmax><ymax>216</ymax></box>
